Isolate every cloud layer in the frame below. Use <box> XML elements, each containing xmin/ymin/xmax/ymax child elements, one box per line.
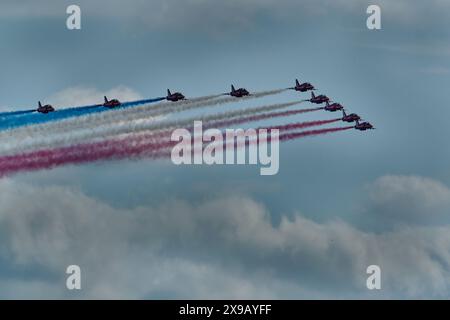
<box><xmin>365</xmin><ymin>175</ymin><xmax>450</xmax><ymax>227</ymax></box>
<box><xmin>1</xmin><ymin>174</ymin><xmax>450</xmax><ymax>298</ymax></box>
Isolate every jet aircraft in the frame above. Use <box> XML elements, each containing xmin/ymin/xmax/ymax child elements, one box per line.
<box><xmin>37</xmin><ymin>101</ymin><xmax>55</xmax><ymax>114</ymax></box>
<box><xmin>229</xmin><ymin>85</ymin><xmax>250</xmax><ymax>98</ymax></box>
<box><xmin>341</xmin><ymin>110</ymin><xmax>360</xmax><ymax>122</ymax></box>
<box><xmin>355</xmin><ymin>120</ymin><xmax>374</xmax><ymax>131</ymax></box>
<box><xmin>166</xmin><ymin>89</ymin><xmax>185</xmax><ymax>102</ymax></box>
<box><xmin>291</xmin><ymin>79</ymin><xmax>315</xmax><ymax>92</ymax></box>
<box><xmin>309</xmin><ymin>92</ymin><xmax>330</xmax><ymax>104</ymax></box>
<box><xmin>103</xmin><ymin>96</ymin><xmax>121</xmax><ymax>108</ymax></box>
<box><xmin>323</xmin><ymin>101</ymin><xmax>344</xmax><ymax>112</ymax></box>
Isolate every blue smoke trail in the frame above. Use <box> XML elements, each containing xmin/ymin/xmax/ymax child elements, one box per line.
<box><xmin>0</xmin><ymin>97</ymin><xmax>165</xmax><ymax>131</ymax></box>
<box><xmin>0</xmin><ymin>109</ymin><xmax>36</xmax><ymax>118</ymax></box>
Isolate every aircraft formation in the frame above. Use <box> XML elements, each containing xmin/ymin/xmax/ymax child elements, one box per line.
<box><xmin>27</xmin><ymin>79</ymin><xmax>374</xmax><ymax>131</ymax></box>
<box><xmin>0</xmin><ymin>77</ymin><xmax>376</xmax><ymax>177</ymax></box>
<box><xmin>290</xmin><ymin>79</ymin><xmax>373</xmax><ymax>130</ymax></box>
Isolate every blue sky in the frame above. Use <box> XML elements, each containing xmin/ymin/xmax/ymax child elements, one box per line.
<box><xmin>0</xmin><ymin>0</ymin><xmax>450</xmax><ymax>298</ymax></box>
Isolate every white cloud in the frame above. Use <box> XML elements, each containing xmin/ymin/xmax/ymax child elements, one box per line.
<box><xmin>366</xmin><ymin>175</ymin><xmax>450</xmax><ymax>226</ymax></box>
<box><xmin>370</xmin><ymin>175</ymin><xmax>450</xmax><ymax>207</ymax></box>
<box><xmin>45</xmin><ymin>86</ymin><xmax>142</xmax><ymax>108</ymax></box>
<box><xmin>1</xmin><ymin>175</ymin><xmax>450</xmax><ymax>298</ymax></box>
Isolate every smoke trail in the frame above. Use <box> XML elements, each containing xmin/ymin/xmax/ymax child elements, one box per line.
<box><xmin>0</xmin><ymin>89</ymin><xmax>286</xmax><ymax>141</ymax></box>
<box><xmin>205</xmin><ymin>107</ymin><xmax>324</xmax><ymax>130</ymax></box>
<box><xmin>0</xmin><ymin>121</ymin><xmax>350</xmax><ymax>177</ymax></box>
<box><xmin>0</xmin><ymin>99</ymin><xmax>307</xmax><ymax>155</ymax></box>
<box><xmin>279</xmin><ymin>126</ymin><xmax>354</xmax><ymax>141</ymax></box>
<box><xmin>0</xmin><ymin>94</ymin><xmax>225</xmax><ymax>137</ymax></box>
<box><xmin>40</xmin><ymin>90</ymin><xmax>283</xmax><ymax>135</ymax></box>
<box><xmin>0</xmin><ymin>97</ymin><xmax>158</xmax><ymax>119</ymax></box>
<box><xmin>61</xmin><ymin>97</ymin><xmax>166</xmax><ymax>112</ymax></box>
<box><xmin>0</xmin><ymin>116</ymin><xmax>334</xmax><ymax>169</ymax></box>
<box><xmin>0</xmin><ymin>109</ymin><xmax>36</xmax><ymax>118</ymax></box>
<box><xmin>0</xmin><ymin>137</ymin><xmax>172</xmax><ymax>176</ymax></box>
<box><xmin>261</xmin><ymin>119</ymin><xmax>341</xmax><ymax>132</ymax></box>
<box><xmin>0</xmin><ymin>97</ymin><xmax>166</xmax><ymax>131</ymax></box>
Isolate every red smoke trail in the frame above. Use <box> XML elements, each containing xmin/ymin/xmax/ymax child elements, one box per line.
<box><xmin>130</xmin><ymin>106</ymin><xmax>325</xmax><ymax>143</ymax></box>
<box><xmin>204</xmin><ymin>107</ymin><xmax>323</xmax><ymax>130</ymax></box>
<box><xmin>0</xmin><ymin>138</ymin><xmax>173</xmax><ymax>176</ymax></box>
<box><xmin>279</xmin><ymin>126</ymin><xmax>354</xmax><ymax>141</ymax></box>
<box><xmin>147</xmin><ymin>126</ymin><xmax>355</xmax><ymax>161</ymax></box>
<box><xmin>260</xmin><ymin>118</ymin><xmax>340</xmax><ymax>132</ymax></box>
<box><xmin>0</xmin><ymin>107</ymin><xmax>326</xmax><ymax>167</ymax></box>
<box><xmin>0</xmin><ymin>122</ymin><xmax>350</xmax><ymax>177</ymax></box>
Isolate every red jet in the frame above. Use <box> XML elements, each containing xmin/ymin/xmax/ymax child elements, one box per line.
<box><xmin>166</xmin><ymin>89</ymin><xmax>185</xmax><ymax>102</ymax></box>
<box><xmin>103</xmin><ymin>96</ymin><xmax>121</xmax><ymax>108</ymax></box>
<box><xmin>323</xmin><ymin>101</ymin><xmax>343</xmax><ymax>112</ymax></box>
<box><xmin>342</xmin><ymin>110</ymin><xmax>360</xmax><ymax>122</ymax></box>
<box><xmin>229</xmin><ymin>85</ymin><xmax>250</xmax><ymax>98</ymax></box>
<box><xmin>355</xmin><ymin>120</ymin><xmax>374</xmax><ymax>131</ymax></box>
<box><xmin>37</xmin><ymin>101</ymin><xmax>55</xmax><ymax>114</ymax></box>
<box><xmin>310</xmin><ymin>92</ymin><xmax>330</xmax><ymax>104</ymax></box>
<box><xmin>292</xmin><ymin>79</ymin><xmax>315</xmax><ymax>92</ymax></box>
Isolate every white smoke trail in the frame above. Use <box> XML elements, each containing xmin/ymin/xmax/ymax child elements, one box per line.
<box><xmin>0</xmin><ymin>99</ymin><xmax>303</xmax><ymax>155</ymax></box>
<box><xmin>0</xmin><ymin>94</ymin><xmax>221</xmax><ymax>139</ymax></box>
<box><xmin>0</xmin><ymin>89</ymin><xmax>287</xmax><ymax>142</ymax></box>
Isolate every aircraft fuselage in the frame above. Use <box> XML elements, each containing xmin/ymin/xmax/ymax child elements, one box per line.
<box><xmin>342</xmin><ymin>114</ymin><xmax>360</xmax><ymax>122</ymax></box>
<box><xmin>311</xmin><ymin>96</ymin><xmax>330</xmax><ymax>104</ymax></box>
<box><xmin>230</xmin><ymin>89</ymin><xmax>249</xmax><ymax>98</ymax></box>
<box><xmin>37</xmin><ymin>105</ymin><xmax>55</xmax><ymax>114</ymax></box>
<box><xmin>167</xmin><ymin>93</ymin><xmax>185</xmax><ymax>102</ymax></box>
<box><xmin>295</xmin><ymin>83</ymin><xmax>314</xmax><ymax>92</ymax></box>
<box><xmin>324</xmin><ymin>103</ymin><xmax>343</xmax><ymax>111</ymax></box>
<box><xmin>103</xmin><ymin>100</ymin><xmax>121</xmax><ymax>108</ymax></box>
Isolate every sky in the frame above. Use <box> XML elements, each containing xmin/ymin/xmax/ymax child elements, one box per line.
<box><xmin>0</xmin><ymin>0</ymin><xmax>450</xmax><ymax>298</ymax></box>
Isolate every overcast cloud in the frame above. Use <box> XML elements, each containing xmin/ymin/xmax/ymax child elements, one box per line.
<box><xmin>1</xmin><ymin>175</ymin><xmax>450</xmax><ymax>298</ymax></box>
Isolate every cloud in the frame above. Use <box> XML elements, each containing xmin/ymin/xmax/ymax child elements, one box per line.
<box><xmin>1</xmin><ymin>175</ymin><xmax>450</xmax><ymax>298</ymax></box>
<box><xmin>2</xmin><ymin>0</ymin><xmax>449</xmax><ymax>31</ymax></box>
<box><xmin>365</xmin><ymin>175</ymin><xmax>450</xmax><ymax>227</ymax></box>
<box><xmin>45</xmin><ymin>86</ymin><xmax>143</xmax><ymax>108</ymax></box>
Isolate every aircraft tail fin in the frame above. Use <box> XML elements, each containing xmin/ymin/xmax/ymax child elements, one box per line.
<box><xmin>295</xmin><ymin>79</ymin><xmax>300</xmax><ymax>86</ymax></box>
<box><xmin>167</xmin><ymin>89</ymin><xmax>171</xmax><ymax>96</ymax></box>
<box><xmin>38</xmin><ymin>101</ymin><xmax>42</xmax><ymax>108</ymax></box>
<box><xmin>104</xmin><ymin>96</ymin><xmax>108</xmax><ymax>103</ymax></box>
<box><xmin>311</xmin><ymin>92</ymin><xmax>316</xmax><ymax>99</ymax></box>
<box><xmin>231</xmin><ymin>85</ymin><xmax>236</xmax><ymax>92</ymax></box>
<box><xmin>342</xmin><ymin>109</ymin><xmax>347</xmax><ymax>116</ymax></box>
